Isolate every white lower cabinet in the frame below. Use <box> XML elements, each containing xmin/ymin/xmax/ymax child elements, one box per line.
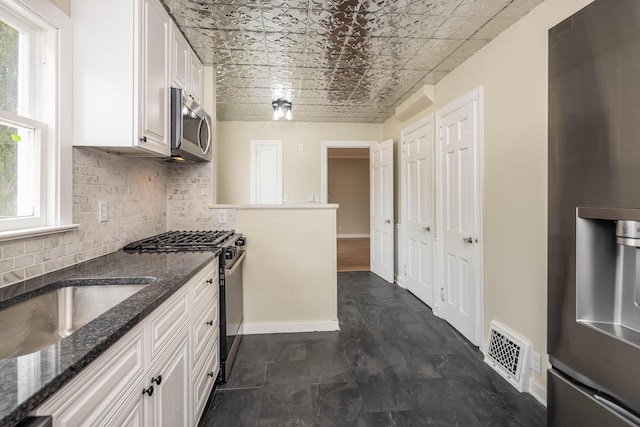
<box><xmin>32</xmin><ymin>258</ymin><xmax>219</xmax><ymax>427</ymax></box>
<box><xmin>146</xmin><ymin>330</ymin><xmax>190</xmax><ymax>427</ymax></box>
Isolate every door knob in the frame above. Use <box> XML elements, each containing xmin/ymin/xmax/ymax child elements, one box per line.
<box><xmin>423</xmin><ymin>226</ymin><xmax>431</xmax><ymax>232</ymax></box>
<box><xmin>462</xmin><ymin>237</ymin><xmax>473</xmax><ymax>244</ymax></box>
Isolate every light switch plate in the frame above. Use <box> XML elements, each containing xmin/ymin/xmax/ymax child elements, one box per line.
<box><xmin>217</xmin><ymin>209</ymin><xmax>227</xmax><ymax>223</ymax></box>
<box><xmin>314</xmin><ymin>194</ymin><xmax>320</xmax><ymax>202</ymax></box>
<box><xmin>99</xmin><ymin>201</ymin><xmax>107</xmax><ymax>222</ymax></box>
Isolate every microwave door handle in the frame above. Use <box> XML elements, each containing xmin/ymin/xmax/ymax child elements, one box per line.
<box><xmin>197</xmin><ymin>116</ymin><xmax>211</xmax><ymax>155</ymax></box>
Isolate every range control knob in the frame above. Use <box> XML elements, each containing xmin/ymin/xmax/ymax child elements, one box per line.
<box><xmin>225</xmin><ymin>247</ymin><xmax>237</xmax><ymax>260</ymax></box>
<box><xmin>235</xmin><ymin>237</ymin><xmax>246</xmax><ymax>246</ymax></box>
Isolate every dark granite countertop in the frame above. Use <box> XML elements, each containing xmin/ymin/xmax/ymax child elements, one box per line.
<box><xmin>0</xmin><ymin>249</ymin><xmax>220</xmax><ymax>427</ymax></box>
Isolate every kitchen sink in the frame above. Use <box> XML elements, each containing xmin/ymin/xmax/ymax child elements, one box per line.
<box><xmin>0</xmin><ymin>278</ymin><xmax>155</xmax><ymax>359</ymax></box>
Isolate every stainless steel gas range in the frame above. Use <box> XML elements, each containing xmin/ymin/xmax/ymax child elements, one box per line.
<box><xmin>123</xmin><ymin>230</ymin><xmax>246</xmax><ymax>384</ymax></box>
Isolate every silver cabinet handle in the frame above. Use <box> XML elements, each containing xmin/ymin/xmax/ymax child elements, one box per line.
<box><xmin>423</xmin><ymin>226</ymin><xmax>431</xmax><ymax>232</ymax></box>
<box><xmin>462</xmin><ymin>237</ymin><xmax>473</xmax><ymax>244</ymax></box>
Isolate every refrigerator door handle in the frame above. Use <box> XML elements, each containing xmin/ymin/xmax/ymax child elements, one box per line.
<box><xmin>594</xmin><ymin>393</ymin><xmax>640</xmax><ymax>425</ymax></box>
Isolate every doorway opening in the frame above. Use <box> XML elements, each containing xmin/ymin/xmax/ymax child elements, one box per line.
<box><xmin>328</xmin><ymin>147</ymin><xmax>370</xmax><ymax>271</ymax></box>
<box><xmin>321</xmin><ymin>140</ymin><xmax>375</xmax><ymax>273</ymax></box>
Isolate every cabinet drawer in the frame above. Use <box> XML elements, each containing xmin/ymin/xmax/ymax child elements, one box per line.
<box><xmin>193</xmin><ymin>329</ymin><xmax>219</xmax><ymax>425</ymax></box>
<box><xmin>192</xmin><ymin>292</ymin><xmax>217</xmax><ymax>365</ymax></box>
<box><xmin>34</xmin><ymin>324</ymin><xmax>145</xmax><ymax>427</ymax></box>
<box><xmin>147</xmin><ymin>285</ymin><xmax>189</xmax><ymax>361</ymax></box>
<box><xmin>191</xmin><ymin>260</ymin><xmax>218</xmax><ymax>306</ymax></box>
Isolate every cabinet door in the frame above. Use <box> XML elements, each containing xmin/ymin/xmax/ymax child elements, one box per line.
<box><xmin>188</xmin><ymin>51</ymin><xmax>203</xmax><ymax>104</ymax></box>
<box><xmin>103</xmin><ymin>380</ymin><xmax>146</xmax><ymax>427</ymax></box>
<box><xmin>138</xmin><ymin>0</ymin><xmax>170</xmax><ymax>155</ymax></box>
<box><xmin>146</xmin><ymin>331</ymin><xmax>190</xmax><ymax>427</ymax></box>
<box><xmin>33</xmin><ymin>325</ymin><xmax>145</xmax><ymax>427</ymax></box>
<box><xmin>171</xmin><ymin>23</ymin><xmax>189</xmax><ymax>90</ymax></box>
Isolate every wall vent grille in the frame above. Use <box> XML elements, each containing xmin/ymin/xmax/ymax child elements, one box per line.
<box><xmin>484</xmin><ymin>321</ymin><xmax>530</xmax><ymax>392</ymax></box>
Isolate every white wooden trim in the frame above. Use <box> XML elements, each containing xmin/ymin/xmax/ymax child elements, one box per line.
<box><xmin>320</xmin><ymin>140</ymin><xmax>375</xmax><ymax>204</ymax></box>
<box><xmin>337</xmin><ymin>234</ymin><xmax>369</xmax><ymax>238</ymax></box>
<box><xmin>242</xmin><ymin>320</ymin><xmax>340</xmax><ymax>335</ymax></box>
<box><xmin>529</xmin><ymin>380</ymin><xmax>547</xmax><ymax>407</ymax></box>
<box><xmin>394</xmin><ymin>223</ymin><xmax>405</xmax><ymax>288</ymax></box>
<box><xmin>435</xmin><ymin>86</ymin><xmax>485</xmax><ymax>347</ymax></box>
<box><xmin>250</xmin><ymin>140</ymin><xmax>283</xmax><ymax>204</ymax></box>
<box><xmin>0</xmin><ymin>223</ymin><xmax>78</xmax><ymax>242</ymax></box>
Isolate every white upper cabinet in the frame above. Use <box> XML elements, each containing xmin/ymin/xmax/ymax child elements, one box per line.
<box><xmin>71</xmin><ymin>0</ymin><xmax>170</xmax><ymax>156</ymax></box>
<box><xmin>171</xmin><ymin>24</ymin><xmax>189</xmax><ymax>91</ymax></box>
<box><xmin>188</xmin><ymin>51</ymin><xmax>203</xmax><ymax>104</ymax></box>
<box><xmin>170</xmin><ymin>22</ymin><xmax>203</xmax><ymax>104</ymax></box>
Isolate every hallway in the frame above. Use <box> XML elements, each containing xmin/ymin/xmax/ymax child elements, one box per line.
<box><xmin>201</xmin><ymin>272</ymin><xmax>546</xmax><ymax>426</ymax></box>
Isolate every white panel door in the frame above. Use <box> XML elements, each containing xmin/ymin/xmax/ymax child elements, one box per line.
<box><xmin>437</xmin><ymin>93</ymin><xmax>481</xmax><ymax>345</ymax></box>
<box><xmin>250</xmin><ymin>140</ymin><xmax>283</xmax><ymax>204</ymax></box>
<box><xmin>370</xmin><ymin>139</ymin><xmax>394</xmax><ymax>283</ymax></box>
<box><xmin>403</xmin><ymin>117</ymin><xmax>435</xmax><ymax>307</ymax></box>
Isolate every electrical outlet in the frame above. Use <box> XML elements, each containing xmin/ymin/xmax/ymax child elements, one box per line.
<box><xmin>217</xmin><ymin>209</ymin><xmax>227</xmax><ymax>224</ymax></box>
<box><xmin>283</xmin><ymin>194</ymin><xmax>288</xmax><ymax>203</ymax></box>
<box><xmin>338</xmin><ymin>225</ymin><xmax>343</xmax><ymax>231</ymax></box>
<box><xmin>530</xmin><ymin>350</ymin><xmax>541</xmax><ymax>374</ymax></box>
<box><xmin>308</xmin><ymin>193</ymin><xmax>314</xmax><ymax>202</ymax></box>
<box><xmin>299</xmin><ymin>143</ymin><xmax>304</xmax><ymax>151</ymax></box>
<box><xmin>99</xmin><ymin>201</ymin><xmax>108</xmax><ymax>223</ymax></box>
<box><xmin>314</xmin><ymin>194</ymin><xmax>320</xmax><ymax>202</ymax></box>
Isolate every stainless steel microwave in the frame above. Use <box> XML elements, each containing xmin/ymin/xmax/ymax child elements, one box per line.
<box><xmin>170</xmin><ymin>87</ymin><xmax>212</xmax><ymax>162</ymax></box>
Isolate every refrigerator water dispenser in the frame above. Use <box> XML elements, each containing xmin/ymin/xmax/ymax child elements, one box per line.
<box><xmin>576</xmin><ymin>210</ymin><xmax>640</xmax><ymax>348</ymax></box>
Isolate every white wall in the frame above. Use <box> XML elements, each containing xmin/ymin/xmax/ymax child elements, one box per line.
<box><xmin>382</xmin><ymin>0</ymin><xmax>596</xmax><ymax>397</ymax></box>
<box><xmin>236</xmin><ymin>207</ymin><xmax>338</xmax><ymax>332</ymax></box>
<box><xmin>217</xmin><ymin>121</ymin><xmax>382</xmax><ymax>205</ymax></box>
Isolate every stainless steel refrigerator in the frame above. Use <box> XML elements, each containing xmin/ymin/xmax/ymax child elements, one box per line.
<box><xmin>548</xmin><ymin>1</ymin><xmax>640</xmax><ymax>425</ymax></box>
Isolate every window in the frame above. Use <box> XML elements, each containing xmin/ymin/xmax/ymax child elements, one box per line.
<box><xmin>0</xmin><ymin>0</ymin><xmax>72</xmax><ymax>235</ymax></box>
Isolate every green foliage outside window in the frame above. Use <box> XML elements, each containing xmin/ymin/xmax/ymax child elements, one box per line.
<box><xmin>0</xmin><ymin>20</ymin><xmax>19</xmax><ymax>218</ymax></box>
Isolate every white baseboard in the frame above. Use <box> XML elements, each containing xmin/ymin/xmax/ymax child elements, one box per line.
<box><xmin>242</xmin><ymin>320</ymin><xmax>340</xmax><ymax>335</ymax></box>
<box><xmin>337</xmin><ymin>234</ymin><xmax>370</xmax><ymax>238</ymax></box>
<box><xmin>528</xmin><ymin>378</ymin><xmax>547</xmax><ymax>407</ymax></box>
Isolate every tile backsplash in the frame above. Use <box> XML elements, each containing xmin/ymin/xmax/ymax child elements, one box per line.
<box><xmin>0</xmin><ymin>147</ymin><xmax>230</xmax><ymax>291</ymax></box>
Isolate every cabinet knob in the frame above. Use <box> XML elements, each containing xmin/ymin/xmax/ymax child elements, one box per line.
<box><xmin>206</xmin><ymin>320</ymin><xmax>214</xmax><ymax>326</ymax></box>
<box><xmin>206</xmin><ymin>278</ymin><xmax>213</xmax><ymax>284</ymax></box>
<box><xmin>423</xmin><ymin>226</ymin><xmax>431</xmax><ymax>232</ymax></box>
<box><xmin>207</xmin><ymin>371</ymin><xmax>214</xmax><ymax>378</ymax></box>
<box><xmin>142</xmin><ymin>385</ymin><xmax>154</xmax><ymax>396</ymax></box>
<box><xmin>462</xmin><ymin>237</ymin><xmax>473</xmax><ymax>244</ymax></box>
<box><xmin>139</xmin><ymin>136</ymin><xmax>147</xmax><ymax>143</ymax></box>
<box><xmin>151</xmin><ymin>375</ymin><xmax>162</xmax><ymax>386</ymax></box>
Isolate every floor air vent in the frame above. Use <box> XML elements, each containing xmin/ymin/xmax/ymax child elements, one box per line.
<box><xmin>484</xmin><ymin>321</ymin><xmax>530</xmax><ymax>392</ymax></box>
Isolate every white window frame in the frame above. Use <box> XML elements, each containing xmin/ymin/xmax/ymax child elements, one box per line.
<box><xmin>0</xmin><ymin>0</ymin><xmax>75</xmax><ymax>239</ymax></box>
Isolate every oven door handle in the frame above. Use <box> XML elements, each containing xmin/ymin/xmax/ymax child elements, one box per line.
<box><xmin>225</xmin><ymin>251</ymin><xmax>246</xmax><ymax>276</ymax></box>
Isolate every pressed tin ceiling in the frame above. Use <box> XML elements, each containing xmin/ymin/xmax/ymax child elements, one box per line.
<box><xmin>161</xmin><ymin>0</ymin><xmax>543</xmax><ymax>123</ymax></box>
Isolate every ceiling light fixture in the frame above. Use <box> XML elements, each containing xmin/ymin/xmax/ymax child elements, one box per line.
<box><xmin>272</xmin><ymin>99</ymin><xmax>293</xmax><ymax>121</ymax></box>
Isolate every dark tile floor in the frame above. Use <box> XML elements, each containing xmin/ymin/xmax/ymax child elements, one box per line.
<box><xmin>201</xmin><ymin>272</ymin><xmax>546</xmax><ymax>426</ymax></box>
